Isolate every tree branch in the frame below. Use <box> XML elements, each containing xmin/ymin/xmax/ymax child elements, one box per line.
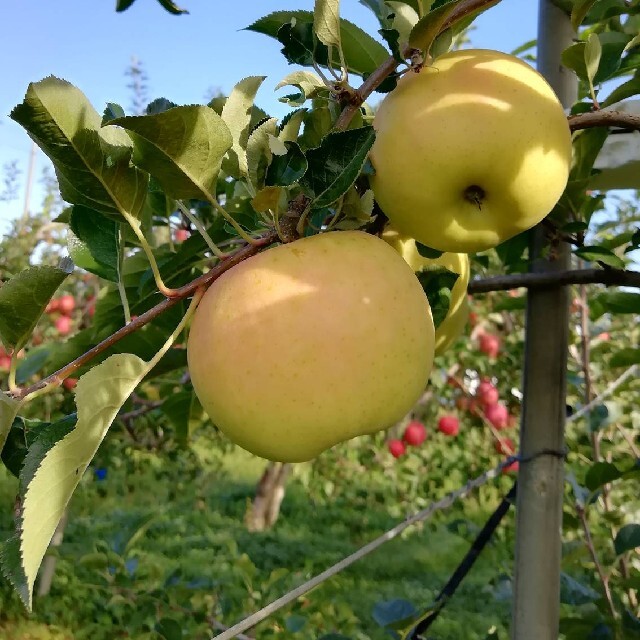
<box><xmin>11</xmin><ymin>232</ymin><xmax>277</xmax><ymax>400</ymax></box>
<box><xmin>468</xmin><ymin>268</ymin><xmax>640</xmax><ymax>294</ymax></box>
<box><xmin>569</xmin><ymin>110</ymin><xmax>640</xmax><ymax>132</ymax></box>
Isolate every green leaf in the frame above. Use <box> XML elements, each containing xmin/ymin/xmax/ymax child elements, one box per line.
<box><xmin>102</xmin><ymin>102</ymin><xmax>126</xmax><ymax>125</ymax></box>
<box><xmin>6</xmin><ymin>354</ymin><xmax>149</xmax><ymax>608</ymax></box>
<box><xmin>15</xmin><ymin>346</ymin><xmax>50</xmax><ymax>385</ymax></box>
<box><xmin>602</xmin><ymin>71</ymin><xmax>640</xmax><ymax>108</ymax></box>
<box><xmin>416</xmin><ymin>267</ymin><xmax>459</xmax><ymax>329</ymax></box>
<box><xmin>115</xmin><ymin>0</ymin><xmax>136</xmax><ymax>11</ymax></box>
<box><xmin>10</xmin><ymin>77</ymin><xmax>148</xmax><ymax>219</ymax></box>
<box><xmin>155</xmin><ymin>0</ymin><xmax>188</xmax><ymax>14</ymax></box>
<box><xmin>301</xmin><ymin>126</ymin><xmax>376</xmax><ymax>207</ymax></box>
<box><xmin>386</xmin><ymin>2</ymin><xmax>420</xmax><ymax>44</ymax></box>
<box><xmin>614</xmin><ymin>524</ymin><xmax>640</xmax><ymax>555</ymax></box>
<box><xmin>266</xmin><ymin>141</ymin><xmax>308</xmax><ymax>187</ymax></box>
<box><xmin>68</xmin><ymin>205</ymin><xmax>120</xmax><ymax>282</ymax></box>
<box><xmin>372</xmin><ymin>598</ymin><xmax>417</xmax><ymax>628</ymax></box>
<box><xmin>155</xmin><ymin>618</ymin><xmax>183</xmax><ymax>640</ymax></box>
<box><xmin>560</xmin><ymin>572</ymin><xmax>600</xmax><ymax>605</ymax></box>
<box><xmin>221</xmin><ymin>77</ymin><xmax>267</xmax><ymax>179</ymax></box>
<box><xmin>609</xmin><ymin>348</ymin><xmax>640</xmax><ymax>368</ymax></box>
<box><xmin>162</xmin><ymin>391</ymin><xmax>193</xmax><ymax>446</ymax></box>
<box><xmin>276</xmin><ymin>71</ymin><xmax>326</xmax><ymax>105</ymax></box>
<box><xmin>110</xmin><ymin>106</ymin><xmax>232</xmax><ymax>199</ymax></box>
<box><xmin>585</xmin><ymin>461</ymin><xmax>623</xmax><ymax>491</ymax></box>
<box><xmin>1</xmin><ymin>417</ymin><xmax>50</xmax><ymax>479</ymax></box>
<box><xmin>314</xmin><ymin>0</ymin><xmax>342</xmax><ymax>51</ymax></box>
<box><xmin>0</xmin><ymin>395</ymin><xmax>21</xmax><ymax>458</ymax></box>
<box><xmin>0</xmin><ymin>263</ymin><xmax>72</xmax><ymax>352</ymax></box>
<box><xmin>574</xmin><ymin>246</ymin><xmax>625</xmax><ymax>269</ymax></box>
<box><xmin>415</xmin><ymin>242</ymin><xmax>443</xmax><ymax>259</ymax></box>
<box><xmin>594</xmin><ymin>291</ymin><xmax>640</xmax><ymax>315</ymax></box>
<box><xmin>570</xmin><ymin>128</ymin><xmax>609</xmax><ymax>182</ymax></box>
<box><xmin>571</xmin><ymin>0</ymin><xmax>598</xmax><ymax>31</ymax></box>
<box><xmin>246</xmin><ymin>118</ymin><xmax>279</xmax><ymax>194</ymax></box>
<box><xmin>585</xmin><ymin>33</ymin><xmax>602</xmax><ymax>92</ymax></box>
<box><xmin>247</xmin><ymin>11</ymin><xmax>388</xmax><ymax>77</ymax></box>
<box><xmin>409</xmin><ymin>0</ymin><xmax>500</xmax><ymax>55</ymax></box>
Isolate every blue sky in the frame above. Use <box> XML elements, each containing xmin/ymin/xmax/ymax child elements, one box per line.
<box><xmin>0</xmin><ymin>0</ymin><xmax>536</xmax><ymax>233</ymax></box>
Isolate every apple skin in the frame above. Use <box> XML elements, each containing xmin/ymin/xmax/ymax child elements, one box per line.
<box><xmin>479</xmin><ymin>333</ymin><xmax>500</xmax><ymax>359</ymax></box>
<box><xmin>187</xmin><ymin>231</ymin><xmax>435</xmax><ymax>462</ymax></box>
<box><xmin>58</xmin><ymin>294</ymin><xmax>75</xmax><ymax>315</ymax></box>
<box><xmin>55</xmin><ymin>315</ymin><xmax>72</xmax><ymax>336</ymax></box>
<box><xmin>370</xmin><ymin>49</ymin><xmax>573</xmax><ymax>253</ymax></box>
<box><xmin>485</xmin><ymin>402</ymin><xmax>509</xmax><ymax>429</ymax></box>
<box><xmin>383</xmin><ymin>230</ymin><xmax>469</xmax><ymax>356</ymax></box>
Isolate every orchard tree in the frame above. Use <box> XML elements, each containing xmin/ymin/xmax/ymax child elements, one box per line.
<box><xmin>1</xmin><ymin>0</ymin><xmax>640</xmax><ymax>639</ymax></box>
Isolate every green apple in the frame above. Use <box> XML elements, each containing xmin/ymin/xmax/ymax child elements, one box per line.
<box><xmin>371</xmin><ymin>49</ymin><xmax>572</xmax><ymax>253</ymax></box>
<box><xmin>383</xmin><ymin>229</ymin><xmax>469</xmax><ymax>355</ymax></box>
<box><xmin>187</xmin><ymin>231</ymin><xmax>435</xmax><ymax>462</ymax></box>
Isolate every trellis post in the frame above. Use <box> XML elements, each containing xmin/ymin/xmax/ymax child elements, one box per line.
<box><xmin>512</xmin><ymin>3</ymin><xmax>578</xmax><ymax>638</ymax></box>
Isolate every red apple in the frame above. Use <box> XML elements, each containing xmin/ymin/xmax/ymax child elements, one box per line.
<box><xmin>495</xmin><ymin>438</ymin><xmax>515</xmax><ymax>455</ymax></box>
<box><xmin>388</xmin><ymin>439</ymin><xmax>406</xmax><ymax>458</ymax></box>
<box><xmin>175</xmin><ymin>229</ymin><xmax>190</xmax><ymax>242</ymax></box>
<box><xmin>58</xmin><ymin>295</ymin><xmax>75</xmax><ymax>315</ymax></box>
<box><xmin>63</xmin><ymin>377</ymin><xmax>78</xmax><ymax>391</ymax></box>
<box><xmin>55</xmin><ymin>315</ymin><xmax>72</xmax><ymax>336</ymax></box>
<box><xmin>403</xmin><ymin>420</ymin><xmax>427</xmax><ymax>446</ymax></box>
<box><xmin>438</xmin><ymin>415</ymin><xmax>459</xmax><ymax>437</ymax></box>
<box><xmin>477</xmin><ymin>379</ymin><xmax>499</xmax><ymax>407</ymax></box>
<box><xmin>468</xmin><ymin>311</ymin><xmax>478</xmax><ymax>327</ymax></box>
<box><xmin>485</xmin><ymin>403</ymin><xmax>509</xmax><ymax>430</ymax></box>
<box><xmin>45</xmin><ymin>299</ymin><xmax>60</xmax><ymax>314</ymax></box>
<box><xmin>0</xmin><ymin>355</ymin><xmax>11</xmax><ymax>371</ymax></box>
<box><xmin>479</xmin><ymin>333</ymin><xmax>500</xmax><ymax>358</ymax></box>
<box><xmin>502</xmin><ymin>461</ymin><xmax>519</xmax><ymax>474</ymax></box>
<box><xmin>597</xmin><ymin>332</ymin><xmax>610</xmax><ymax>341</ymax></box>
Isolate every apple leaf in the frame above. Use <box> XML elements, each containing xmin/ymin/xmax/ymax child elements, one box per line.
<box><xmin>0</xmin><ymin>261</ymin><xmax>73</xmax><ymax>352</ymax></box>
<box><xmin>68</xmin><ymin>205</ymin><xmax>120</xmax><ymax>282</ymax></box>
<box><xmin>301</xmin><ymin>126</ymin><xmax>376</xmax><ymax>207</ymax></box>
<box><xmin>415</xmin><ymin>242</ymin><xmax>443</xmax><ymax>259</ymax></box>
<box><xmin>614</xmin><ymin>524</ymin><xmax>640</xmax><ymax>556</ymax></box>
<box><xmin>571</xmin><ymin>0</ymin><xmax>598</xmax><ymax>31</ymax></box>
<box><xmin>574</xmin><ymin>246</ymin><xmax>625</xmax><ymax>269</ymax></box>
<box><xmin>276</xmin><ymin>72</ymin><xmax>327</xmax><ymax>105</ymax></box>
<box><xmin>10</xmin><ymin>77</ymin><xmax>148</xmax><ymax>219</ymax></box>
<box><xmin>2</xmin><ymin>354</ymin><xmax>149</xmax><ymax>609</ymax></box>
<box><xmin>266</xmin><ymin>141</ymin><xmax>308</xmax><ymax>187</ymax></box>
<box><xmin>0</xmin><ymin>395</ymin><xmax>21</xmax><ymax>458</ymax></box>
<box><xmin>246</xmin><ymin>118</ymin><xmax>279</xmax><ymax>194</ymax></box>
<box><xmin>221</xmin><ymin>77</ymin><xmax>267</xmax><ymax>180</ymax></box>
<box><xmin>593</xmin><ymin>291</ymin><xmax>640</xmax><ymax>316</ymax></box>
<box><xmin>115</xmin><ymin>0</ymin><xmax>188</xmax><ymax>14</ymax></box>
<box><xmin>1</xmin><ymin>417</ymin><xmax>50</xmax><ymax>479</ymax></box>
<box><xmin>609</xmin><ymin>348</ymin><xmax>640</xmax><ymax>368</ymax></box>
<box><xmin>416</xmin><ymin>267</ymin><xmax>459</xmax><ymax>329</ymax></box>
<box><xmin>314</xmin><ymin>0</ymin><xmax>342</xmax><ymax>51</ymax></box>
<box><xmin>247</xmin><ymin>11</ymin><xmax>388</xmax><ymax>77</ymax></box>
<box><xmin>386</xmin><ymin>2</ymin><xmax>420</xmax><ymax>45</ymax></box>
<box><xmin>584</xmin><ymin>32</ymin><xmax>602</xmax><ymax>99</ymax></box>
<box><xmin>110</xmin><ymin>105</ymin><xmax>232</xmax><ymax>200</ymax></box>
<box><xmin>279</xmin><ymin>108</ymin><xmax>308</xmax><ymax>143</ymax></box>
<box><xmin>409</xmin><ymin>0</ymin><xmax>500</xmax><ymax>56</ymax></box>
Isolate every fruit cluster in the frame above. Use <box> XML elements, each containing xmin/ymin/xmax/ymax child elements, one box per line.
<box><xmin>185</xmin><ymin>49</ymin><xmax>570</xmax><ymax>462</ymax></box>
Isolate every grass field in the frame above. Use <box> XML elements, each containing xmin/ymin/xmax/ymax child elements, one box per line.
<box><xmin>0</xmin><ymin>433</ymin><xmax>516</xmax><ymax>639</ymax></box>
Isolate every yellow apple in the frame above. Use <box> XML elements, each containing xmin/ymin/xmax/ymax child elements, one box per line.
<box><xmin>187</xmin><ymin>230</ymin><xmax>435</xmax><ymax>462</ymax></box>
<box><xmin>383</xmin><ymin>229</ymin><xmax>469</xmax><ymax>355</ymax></box>
<box><xmin>370</xmin><ymin>49</ymin><xmax>573</xmax><ymax>253</ymax></box>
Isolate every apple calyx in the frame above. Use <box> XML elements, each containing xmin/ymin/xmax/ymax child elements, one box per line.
<box><xmin>464</xmin><ymin>185</ymin><xmax>486</xmax><ymax>210</ymax></box>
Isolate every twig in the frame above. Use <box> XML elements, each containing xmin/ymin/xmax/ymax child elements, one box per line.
<box><xmin>567</xmin><ymin>365</ymin><xmax>638</xmax><ymax>424</ymax></box>
<box><xmin>576</xmin><ymin>504</ymin><xmax>618</xmax><ymax>620</ymax></box>
<box><xmin>210</xmin><ymin>456</ymin><xmax>518</xmax><ymax>640</ymax></box>
<box><xmin>9</xmin><ymin>232</ymin><xmax>277</xmax><ymax>400</ymax></box>
<box><xmin>569</xmin><ymin>110</ymin><xmax>640</xmax><ymax>132</ymax></box>
<box><xmin>468</xmin><ymin>268</ymin><xmax>640</xmax><ymax>294</ymax></box>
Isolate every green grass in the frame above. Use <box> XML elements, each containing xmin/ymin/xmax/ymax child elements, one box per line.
<box><xmin>0</xmin><ymin>433</ymin><xmax>515</xmax><ymax>639</ymax></box>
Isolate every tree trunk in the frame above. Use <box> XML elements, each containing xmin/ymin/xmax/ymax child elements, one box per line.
<box><xmin>246</xmin><ymin>463</ymin><xmax>291</xmax><ymax>531</ymax></box>
<box><xmin>512</xmin><ymin>4</ymin><xmax>577</xmax><ymax>639</ymax></box>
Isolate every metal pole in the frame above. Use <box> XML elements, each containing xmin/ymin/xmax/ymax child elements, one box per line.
<box><xmin>512</xmin><ymin>3</ymin><xmax>577</xmax><ymax>639</ymax></box>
